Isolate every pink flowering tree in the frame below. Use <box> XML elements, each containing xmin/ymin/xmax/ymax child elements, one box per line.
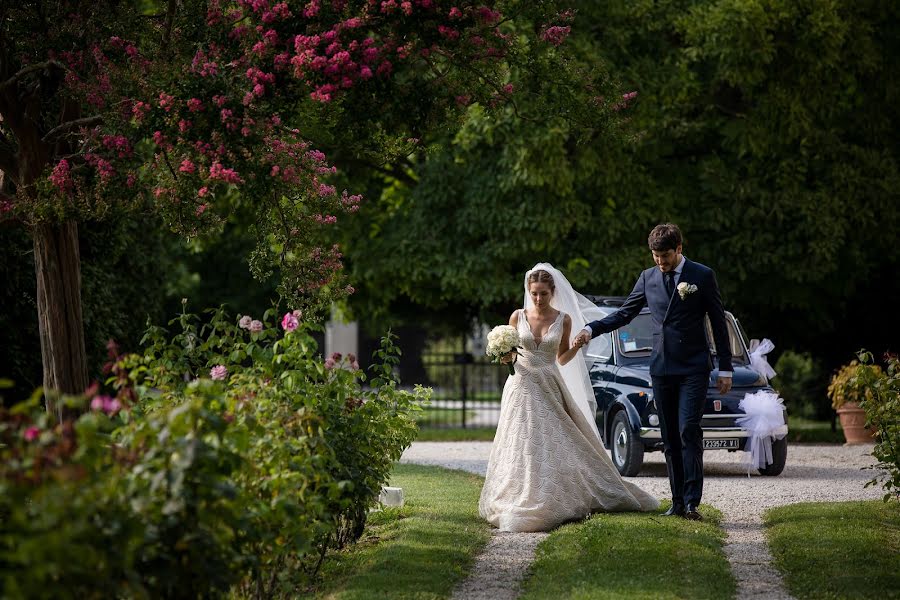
<box><xmin>0</xmin><ymin>0</ymin><xmax>600</xmax><ymax>418</ymax></box>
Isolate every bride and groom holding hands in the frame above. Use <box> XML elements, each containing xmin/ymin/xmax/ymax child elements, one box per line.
<box><xmin>478</xmin><ymin>223</ymin><xmax>734</xmax><ymax>532</ymax></box>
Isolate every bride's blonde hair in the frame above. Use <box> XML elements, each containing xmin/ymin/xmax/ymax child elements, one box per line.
<box><xmin>527</xmin><ymin>269</ymin><xmax>555</xmax><ymax>293</ymax></box>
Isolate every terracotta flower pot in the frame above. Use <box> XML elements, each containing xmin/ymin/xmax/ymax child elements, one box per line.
<box><xmin>836</xmin><ymin>401</ymin><xmax>875</xmax><ymax>445</ymax></box>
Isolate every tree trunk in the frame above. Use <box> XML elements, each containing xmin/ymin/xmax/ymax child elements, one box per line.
<box><xmin>33</xmin><ymin>220</ymin><xmax>88</xmax><ymax>421</ymax></box>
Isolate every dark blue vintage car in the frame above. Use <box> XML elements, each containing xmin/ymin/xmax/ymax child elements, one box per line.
<box><xmin>584</xmin><ymin>296</ymin><xmax>788</xmax><ymax>477</ymax></box>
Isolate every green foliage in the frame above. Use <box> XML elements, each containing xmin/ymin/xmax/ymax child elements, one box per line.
<box><xmin>0</xmin><ymin>215</ymin><xmax>180</xmax><ymax>404</ymax></box>
<box><xmin>765</xmin><ymin>501</ymin><xmax>900</xmax><ymax>599</ymax></box>
<box><xmin>774</xmin><ymin>350</ymin><xmax>827</xmax><ymax>419</ymax></box>
<box><xmin>0</xmin><ymin>311</ymin><xmax>425</xmax><ymax>599</ymax></box>
<box><xmin>342</xmin><ymin>0</ymin><xmax>900</xmax><ymax>368</ymax></box>
<box><xmin>854</xmin><ymin>351</ymin><xmax>900</xmax><ymax>501</ymax></box>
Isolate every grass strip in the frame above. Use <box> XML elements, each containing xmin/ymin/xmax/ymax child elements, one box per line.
<box><xmin>520</xmin><ymin>502</ymin><xmax>735</xmax><ymax>600</ymax></box>
<box><xmin>786</xmin><ymin>417</ymin><xmax>845</xmax><ymax>444</ymax></box>
<box><xmin>312</xmin><ymin>463</ymin><xmax>491</xmax><ymax>599</ymax></box>
<box><xmin>765</xmin><ymin>500</ymin><xmax>900</xmax><ymax>599</ymax></box>
<box><xmin>415</xmin><ymin>427</ymin><xmax>496</xmax><ymax>442</ymax></box>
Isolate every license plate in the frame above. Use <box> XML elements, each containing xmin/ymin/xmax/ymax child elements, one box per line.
<box><xmin>704</xmin><ymin>438</ymin><xmax>739</xmax><ymax>449</ymax></box>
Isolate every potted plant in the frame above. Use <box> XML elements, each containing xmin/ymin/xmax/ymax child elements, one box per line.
<box><xmin>827</xmin><ymin>360</ymin><xmax>881</xmax><ymax>444</ymax></box>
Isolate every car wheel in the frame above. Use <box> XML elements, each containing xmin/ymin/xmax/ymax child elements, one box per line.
<box><xmin>758</xmin><ymin>436</ymin><xmax>788</xmax><ymax>476</ymax></box>
<box><xmin>610</xmin><ymin>411</ymin><xmax>644</xmax><ymax>477</ymax></box>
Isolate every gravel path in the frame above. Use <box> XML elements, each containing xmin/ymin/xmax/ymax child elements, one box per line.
<box><xmin>450</xmin><ymin>531</ymin><xmax>548</xmax><ymax>600</ymax></box>
<box><xmin>401</xmin><ymin>441</ymin><xmax>883</xmax><ymax>599</ymax></box>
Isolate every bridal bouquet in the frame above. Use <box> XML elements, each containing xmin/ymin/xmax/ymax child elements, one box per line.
<box><xmin>486</xmin><ymin>325</ymin><xmax>521</xmax><ymax>375</ymax></box>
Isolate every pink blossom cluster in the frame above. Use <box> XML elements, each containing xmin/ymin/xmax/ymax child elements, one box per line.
<box><xmin>541</xmin><ymin>25</ymin><xmax>571</xmax><ymax>47</ymax></box>
<box><xmin>91</xmin><ymin>394</ymin><xmax>121</xmax><ymax>415</ymax></box>
<box><xmin>210</xmin><ymin>365</ymin><xmax>229</xmax><ymax>380</ymax></box>
<box><xmin>209</xmin><ymin>161</ymin><xmax>244</xmax><ymax>184</ymax></box>
<box><xmin>340</xmin><ymin>191</ymin><xmax>363</xmax><ymax>213</ymax></box>
<box><xmin>613</xmin><ymin>91</ymin><xmax>638</xmax><ymax>111</ymax></box>
<box><xmin>49</xmin><ymin>159</ymin><xmax>73</xmax><ymax>191</ymax></box>
<box><xmin>102</xmin><ymin>134</ymin><xmax>133</xmax><ymax>158</ymax></box>
<box><xmin>23</xmin><ymin>426</ymin><xmax>41</xmax><ymax>442</ymax></box>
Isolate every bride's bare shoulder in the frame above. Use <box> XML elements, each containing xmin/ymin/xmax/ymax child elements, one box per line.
<box><xmin>509</xmin><ymin>309</ymin><xmax>520</xmax><ymax>327</ymax></box>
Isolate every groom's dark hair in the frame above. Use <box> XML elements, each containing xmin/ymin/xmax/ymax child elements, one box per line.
<box><xmin>648</xmin><ymin>223</ymin><xmax>683</xmax><ymax>251</ymax></box>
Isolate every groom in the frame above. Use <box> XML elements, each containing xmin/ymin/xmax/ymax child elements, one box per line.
<box><xmin>574</xmin><ymin>223</ymin><xmax>732</xmax><ymax>521</ymax></box>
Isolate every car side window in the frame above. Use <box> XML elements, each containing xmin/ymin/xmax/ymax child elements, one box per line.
<box><xmin>586</xmin><ymin>333</ymin><xmax>613</xmax><ymax>364</ymax></box>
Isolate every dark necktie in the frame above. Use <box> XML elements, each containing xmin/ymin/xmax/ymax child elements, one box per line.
<box><xmin>664</xmin><ymin>271</ymin><xmax>675</xmax><ymax>297</ymax></box>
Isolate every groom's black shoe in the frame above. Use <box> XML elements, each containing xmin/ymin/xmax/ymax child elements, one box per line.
<box><xmin>662</xmin><ymin>504</ymin><xmax>685</xmax><ymax>517</ymax></box>
<box><xmin>684</xmin><ymin>504</ymin><xmax>703</xmax><ymax>521</ymax></box>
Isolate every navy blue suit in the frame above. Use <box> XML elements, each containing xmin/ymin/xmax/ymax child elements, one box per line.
<box><xmin>587</xmin><ymin>258</ymin><xmax>732</xmax><ymax>507</ymax></box>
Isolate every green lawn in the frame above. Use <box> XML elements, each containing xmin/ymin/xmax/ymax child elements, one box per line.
<box><xmin>415</xmin><ymin>427</ymin><xmax>497</xmax><ymax>442</ymax></box>
<box><xmin>520</xmin><ymin>502</ymin><xmax>735</xmax><ymax>600</ymax></box>
<box><xmin>786</xmin><ymin>417</ymin><xmax>845</xmax><ymax>444</ymax></box>
<box><xmin>310</xmin><ymin>464</ymin><xmax>491</xmax><ymax>599</ymax></box>
<box><xmin>413</xmin><ymin>407</ymin><xmax>475</xmax><ymax>427</ymax></box>
<box><xmin>765</xmin><ymin>500</ymin><xmax>900</xmax><ymax>599</ymax></box>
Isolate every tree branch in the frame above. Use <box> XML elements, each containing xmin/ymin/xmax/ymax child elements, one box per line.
<box><xmin>0</xmin><ymin>60</ymin><xmax>65</xmax><ymax>94</ymax></box>
<box><xmin>41</xmin><ymin>115</ymin><xmax>103</xmax><ymax>143</ymax></box>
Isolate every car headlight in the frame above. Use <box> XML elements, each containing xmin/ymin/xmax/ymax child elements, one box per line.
<box><xmin>648</xmin><ymin>414</ymin><xmax>659</xmax><ymax>426</ymax></box>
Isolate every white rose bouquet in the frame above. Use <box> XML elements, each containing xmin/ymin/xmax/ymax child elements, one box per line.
<box><xmin>486</xmin><ymin>325</ymin><xmax>522</xmax><ymax>375</ymax></box>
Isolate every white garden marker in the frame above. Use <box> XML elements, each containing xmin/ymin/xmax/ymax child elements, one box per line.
<box><xmin>378</xmin><ymin>486</ymin><xmax>404</xmax><ymax>507</ymax></box>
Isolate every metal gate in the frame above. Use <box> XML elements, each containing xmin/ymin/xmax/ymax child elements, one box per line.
<box><xmin>417</xmin><ymin>342</ymin><xmax>507</xmax><ymax>429</ymax></box>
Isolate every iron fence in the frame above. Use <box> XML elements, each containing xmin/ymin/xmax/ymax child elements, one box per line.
<box><xmin>415</xmin><ymin>348</ymin><xmax>507</xmax><ymax>429</ymax></box>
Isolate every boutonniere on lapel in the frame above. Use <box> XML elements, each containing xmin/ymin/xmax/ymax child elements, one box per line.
<box><xmin>677</xmin><ymin>281</ymin><xmax>698</xmax><ymax>300</ymax></box>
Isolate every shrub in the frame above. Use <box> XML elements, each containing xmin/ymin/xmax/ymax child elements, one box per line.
<box><xmin>854</xmin><ymin>352</ymin><xmax>900</xmax><ymax>501</ymax></box>
<box><xmin>827</xmin><ymin>360</ymin><xmax>884</xmax><ymax>410</ymax></box>
<box><xmin>773</xmin><ymin>350</ymin><xmax>828</xmax><ymax>419</ymax></box>
<box><xmin>0</xmin><ymin>308</ymin><xmax>426</xmax><ymax>598</ymax></box>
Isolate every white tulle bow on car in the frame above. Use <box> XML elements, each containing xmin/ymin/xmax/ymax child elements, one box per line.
<box><xmin>748</xmin><ymin>338</ymin><xmax>777</xmax><ymax>380</ymax></box>
<box><xmin>736</xmin><ymin>390</ymin><xmax>787</xmax><ymax>475</ymax></box>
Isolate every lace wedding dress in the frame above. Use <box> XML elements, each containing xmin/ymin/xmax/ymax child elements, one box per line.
<box><xmin>478</xmin><ymin>309</ymin><xmax>660</xmax><ymax>532</ymax></box>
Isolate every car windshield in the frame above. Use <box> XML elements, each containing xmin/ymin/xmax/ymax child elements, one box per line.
<box><xmin>615</xmin><ymin>313</ymin><xmax>749</xmax><ymax>365</ymax></box>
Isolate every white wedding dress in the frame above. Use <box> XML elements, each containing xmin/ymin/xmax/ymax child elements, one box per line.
<box><xmin>478</xmin><ymin>309</ymin><xmax>660</xmax><ymax>532</ymax></box>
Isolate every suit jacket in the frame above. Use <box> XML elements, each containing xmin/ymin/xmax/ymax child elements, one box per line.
<box><xmin>587</xmin><ymin>258</ymin><xmax>733</xmax><ymax>377</ymax></box>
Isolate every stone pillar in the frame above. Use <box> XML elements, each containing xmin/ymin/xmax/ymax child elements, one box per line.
<box><xmin>325</xmin><ymin>306</ymin><xmax>358</xmax><ymax>358</ymax></box>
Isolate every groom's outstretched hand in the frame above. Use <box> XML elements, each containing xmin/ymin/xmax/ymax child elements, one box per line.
<box><xmin>716</xmin><ymin>376</ymin><xmax>732</xmax><ymax>395</ymax></box>
<box><xmin>574</xmin><ymin>329</ymin><xmax>591</xmax><ymax>348</ymax></box>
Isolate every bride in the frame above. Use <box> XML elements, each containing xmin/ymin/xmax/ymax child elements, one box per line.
<box><xmin>478</xmin><ymin>263</ymin><xmax>659</xmax><ymax>532</ymax></box>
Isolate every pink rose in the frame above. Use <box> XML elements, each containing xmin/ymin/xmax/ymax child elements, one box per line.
<box><xmin>281</xmin><ymin>312</ymin><xmax>299</xmax><ymax>332</ymax></box>
<box><xmin>239</xmin><ymin>315</ymin><xmax>253</xmax><ymax>329</ymax></box>
<box><xmin>23</xmin><ymin>426</ymin><xmax>40</xmax><ymax>442</ymax></box>
<box><xmin>324</xmin><ymin>357</ymin><xmax>336</xmax><ymax>369</ymax></box>
<box><xmin>105</xmin><ymin>398</ymin><xmax>121</xmax><ymax>415</ymax></box>
<box><xmin>91</xmin><ymin>395</ymin><xmax>121</xmax><ymax>415</ymax></box>
<box><xmin>210</xmin><ymin>365</ymin><xmax>228</xmax><ymax>380</ymax></box>
<box><xmin>249</xmin><ymin>320</ymin><xmax>263</xmax><ymax>332</ymax></box>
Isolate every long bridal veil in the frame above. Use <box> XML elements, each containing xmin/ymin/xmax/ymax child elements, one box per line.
<box><xmin>523</xmin><ymin>263</ymin><xmax>607</xmax><ymax>439</ymax></box>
